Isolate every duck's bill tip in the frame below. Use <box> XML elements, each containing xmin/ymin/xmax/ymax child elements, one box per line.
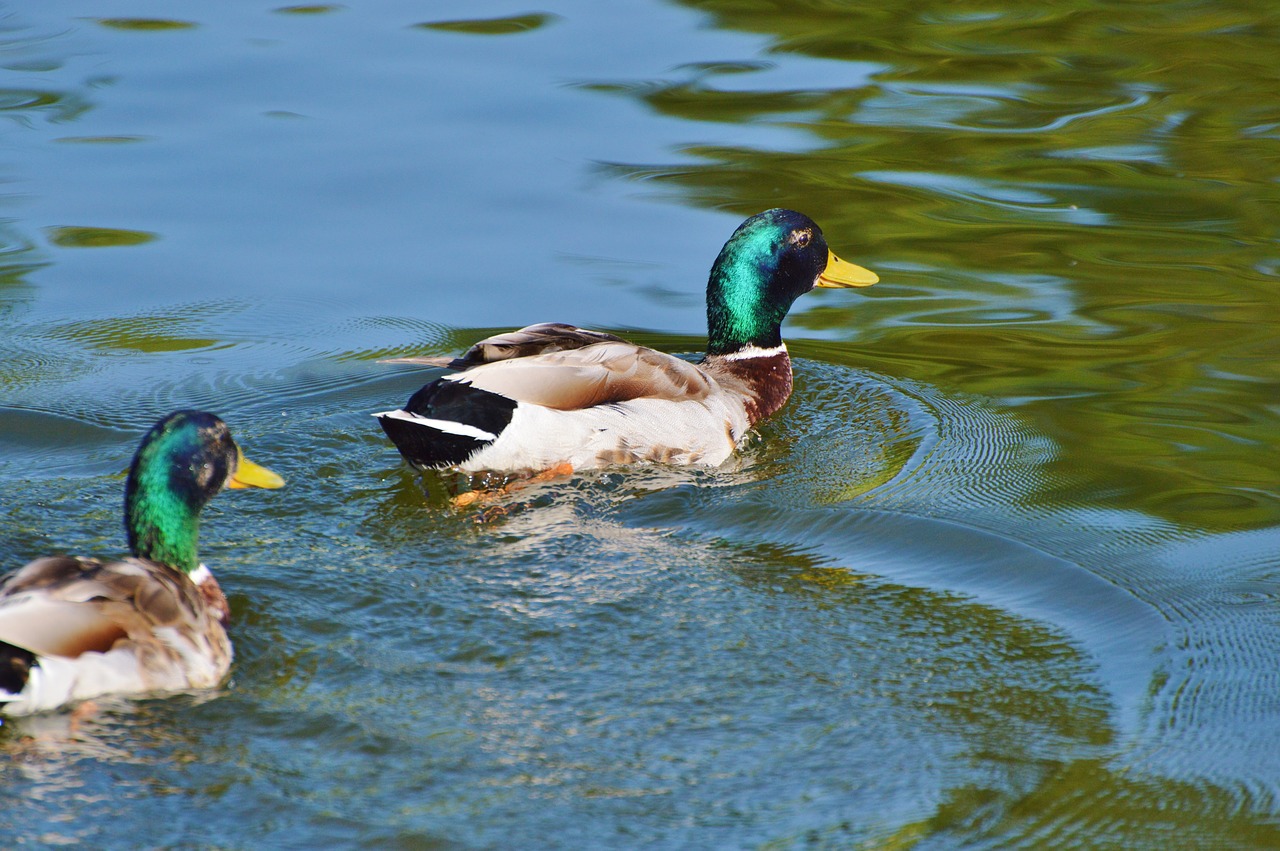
<box><xmin>228</xmin><ymin>451</ymin><xmax>285</xmax><ymax>489</ymax></box>
<box><xmin>817</xmin><ymin>250</ymin><xmax>878</xmax><ymax>288</ymax></box>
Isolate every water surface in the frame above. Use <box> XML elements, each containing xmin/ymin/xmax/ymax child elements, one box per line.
<box><xmin>2</xmin><ymin>0</ymin><xmax>1279</xmax><ymax>847</ymax></box>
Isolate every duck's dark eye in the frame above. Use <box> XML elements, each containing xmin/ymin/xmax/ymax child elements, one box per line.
<box><xmin>790</xmin><ymin>230</ymin><xmax>811</xmax><ymax>249</ymax></box>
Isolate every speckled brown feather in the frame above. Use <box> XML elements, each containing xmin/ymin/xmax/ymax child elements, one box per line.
<box><xmin>0</xmin><ymin>555</ymin><xmax>231</xmax><ymax>680</ymax></box>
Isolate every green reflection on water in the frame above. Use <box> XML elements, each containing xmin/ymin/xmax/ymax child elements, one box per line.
<box><xmin>46</xmin><ymin>226</ymin><xmax>157</xmax><ymax>248</ymax></box>
<box><xmin>47</xmin><ymin>315</ymin><xmax>221</xmax><ymax>353</ymax></box>
<box><xmin>586</xmin><ymin>0</ymin><xmax>1280</xmax><ymax>533</ymax></box>
<box><xmin>273</xmin><ymin>4</ymin><xmax>345</xmax><ymax>14</ymax></box>
<box><xmin>883</xmin><ymin>756</ymin><xmax>1280</xmax><ymax>848</ymax></box>
<box><xmin>413</xmin><ymin>13</ymin><xmax>560</xmax><ymax>36</ymax></box>
<box><xmin>91</xmin><ymin>19</ymin><xmax>198</xmax><ymax>32</ymax></box>
<box><xmin>0</xmin><ymin>87</ymin><xmax>91</xmax><ymax>125</ymax></box>
<box><xmin>53</xmin><ymin>135</ymin><xmax>149</xmax><ymax>144</ymax></box>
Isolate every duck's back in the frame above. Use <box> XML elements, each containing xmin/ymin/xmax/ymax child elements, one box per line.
<box><xmin>0</xmin><ymin>555</ymin><xmax>232</xmax><ymax>715</ymax></box>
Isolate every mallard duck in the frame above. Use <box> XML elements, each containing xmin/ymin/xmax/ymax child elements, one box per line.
<box><xmin>375</xmin><ymin>208</ymin><xmax>877</xmax><ymax>473</ymax></box>
<box><xmin>0</xmin><ymin>411</ymin><xmax>283</xmax><ymax>716</ymax></box>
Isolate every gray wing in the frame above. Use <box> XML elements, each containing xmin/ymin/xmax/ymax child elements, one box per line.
<box><xmin>382</xmin><ymin>323</ymin><xmax>631</xmax><ymax>370</ymax></box>
<box><xmin>451</xmin><ymin>341</ymin><xmax>717</xmax><ymax>411</ymax></box>
<box><xmin>0</xmin><ymin>556</ymin><xmax>202</xmax><ymax>658</ymax></box>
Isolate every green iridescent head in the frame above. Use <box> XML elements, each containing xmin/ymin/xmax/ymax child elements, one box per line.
<box><xmin>705</xmin><ymin>209</ymin><xmax>877</xmax><ymax>355</ymax></box>
<box><xmin>124</xmin><ymin>410</ymin><xmax>284</xmax><ymax>573</ymax></box>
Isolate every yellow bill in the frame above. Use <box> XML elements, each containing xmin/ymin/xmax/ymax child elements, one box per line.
<box><xmin>817</xmin><ymin>249</ymin><xmax>878</xmax><ymax>288</ymax></box>
<box><xmin>228</xmin><ymin>449</ymin><xmax>285</xmax><ymax>489</ymax></box>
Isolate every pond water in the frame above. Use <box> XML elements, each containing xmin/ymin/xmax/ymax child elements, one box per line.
<box><xmin>2</xmin><ymin>0</ymin><xmax>1279</xmax><ymax>846</ymax></box>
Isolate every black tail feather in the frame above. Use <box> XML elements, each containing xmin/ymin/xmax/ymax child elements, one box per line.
<box><xmin>377</xmin><ymin>415</ymin><xmax>487</xmax><ymax>469</ymax></box>
<box><xmin>377</xmin><ymin>378</ymin><xmax>517</xmax><ymax>469</ymax></box>
<box><xmin>403</xmin><ymin>378</ymin><xmax>517</xmax><ymax>434</ymax></box>
<box><xmin>0</xmin><ymin>641</ymin><xmax>34</xmax><ymax>697</ymax></box>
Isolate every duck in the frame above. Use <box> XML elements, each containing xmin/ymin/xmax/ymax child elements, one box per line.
<box><xmin>0</xmin><ymin>410</ymin><xmax>284</xmax><ymax>716</ymax></box>
<box><xmin>375</xmin><ymin>208</ymin><xmax>877</xmax><ymax>474</ymax></box>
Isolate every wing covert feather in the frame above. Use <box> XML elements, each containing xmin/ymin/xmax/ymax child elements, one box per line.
<box><xmin>455</xmin><ymin>342</ymin><xmax>715</xmax><ymax>410</ymax></box>
<box><xmin>383</xmin><ymin>323</ymin><xmax>631</xmax><ymax>369</ymax></box>
<box><xmin>0</xmin><ymin>556</ymin><xmax>199</xmax><ymax>659</ymax></box>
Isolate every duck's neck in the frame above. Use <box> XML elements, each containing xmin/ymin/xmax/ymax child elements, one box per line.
<box><xmin>705</xmin><ymin>262</ymin><xmax>788</xmax><ymax>356</ymax></box>
<box><xmin>704</xmin><ymin>344</ymin><xmax>794</xmax><ymax>425</ymax></box>
<box><xmin>125</xmin><ymin>465</ymin><xmax>202</xmax><ymax>574</ymax></box>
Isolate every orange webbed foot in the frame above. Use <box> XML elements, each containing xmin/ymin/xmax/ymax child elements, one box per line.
<box><xmin>451</xmin><ymin>463</ymin><xmax>575</xmax><ymax>509</ymax></box>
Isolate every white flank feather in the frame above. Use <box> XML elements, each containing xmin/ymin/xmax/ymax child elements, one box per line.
<box><xmin>1</xmin><ymin>649</ymin><xmax>143</xmax><ymax>715</ymax></box>
<box><xmin>460</xmin><ymin>395</ymin><xmax>748</xmax><ymax>473</ymax></box>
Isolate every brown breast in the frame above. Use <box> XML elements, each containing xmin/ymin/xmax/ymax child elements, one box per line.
<box><xmin>704</xmin><ymin>350</ymin><xmax>793</xmax><ymax>427</ymax></box>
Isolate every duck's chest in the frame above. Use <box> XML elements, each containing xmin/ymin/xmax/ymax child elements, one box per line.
<box><xmin>706</xmin><ymin>350</ymin><xmax>794</xmax><ymax>427</ymax></box>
